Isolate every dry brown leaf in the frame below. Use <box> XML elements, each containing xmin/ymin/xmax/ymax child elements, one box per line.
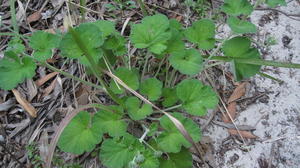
<box><xmin>228</xmin><ymin>129</ymin><xmax>257</xmax><ymax>139</ymax></box>
<box><xmin>35</xmin><ymin>72</ymin><xmax>59</xmax><ymax>87</ymax></box>
<box><xmin>42</xmin><ymin>78</ymin><xmax>57</xmax><ymax>97</ymax></box>
<box><xmin>27</xmin><ymin>11</ymin><xmax>42</xmax><ymax>23</ymax></box>
<box><xmin>75</xmin><ymin>85</ymin><xmax>91</xmax><ymax>105</ymax></box>
<box><xmin>12</xmin><ymin>89</ymin><xmax>37</xmax><ymax>117</ymax></box>
<box><xmin>228</xmin><ymin>82</ymin><xmax>247</xmax><ymax>103</ymax></box>
<box><xmin>222</xmin><ymin>102</ymin><xmax>237</xmax><ymax>123</ymax></box>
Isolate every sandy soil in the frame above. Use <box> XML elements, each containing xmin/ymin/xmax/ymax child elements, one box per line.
<box><xmin>203</xmin><ymin>1</ymin><xmax>300</xmax><ymax>168</ymax></box>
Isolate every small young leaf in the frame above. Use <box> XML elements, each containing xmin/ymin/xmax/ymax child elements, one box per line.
<box><xmin>159</xmin><ymin>148</ymin><xmax>192</xmax><ymax>168</ymax></box>
<box><xmin>140</xmin><ymin>78</ymin><xmax>163</xmax><ymax>101</ymax></box>
<box><xmin>176</xmin><ymin>79</ymin><xmax>218</xmax><ymax>116</ymax></box>
<box><xmin>130</xmin><ymin>14</ymin><xmax>171</xmax><ymax>54</ymax></box>
<box><xmin>157</xmin><ymin>112</ymin><xmax>201</xmax><ymax>153</ymax></box>
<box><xmin>222</xmin><ymin>37</ymin><xmax>261</xmax><ymax>81</ymax></box>
<box><xmin>139</xmin><ymin>150</ymin><xmax>160</xmax><ymax>168</ymax></box>
<box><xmin>59</xmin><ymin>23</ymin><xmax>104</xmax><ymax>65</ymax></box>
<box><xmin>125</xmin><ymin>97</ymin><xmax>153</xmax><ymax>120</ymax></box>
<box><xmin>221</xmin><ymin>0</ymin><xmax>253</xmax><ymax>16</ymax></box>
<box><xmin>110</xmin><ymin>67</ymin><xmax>139</xmax><ymax>94</ymax></box>
<box><xmin>266</xmin><ymin>0</ymin><xmax>286</xmax><ymax>7</ymax></box>
<box><xmin>100</xmin><ymin>134</ymin><xmax>143</xmax><ymax>168</ymax></box>
<box><xmin>93</xmin><ymin>106</ymin><xmax>127</xmax><ymax>137</ymax></box>
<box><xmin>29</xmin><ymin>31</ymin><xmax>60</xmax><ymax>61</ymax></box>
<box><xmin>103</xmin><ymin>33</ymin><xmax>126</xmax><ymax>56</ymax></box>
<box><xmin>6</xmin><ymin>37</ymin><xmax>25</xmax><ymax>54</ymax></box>
<box><xmin>184</xmin><ymin>19</ymin><xmax>215</xmax><ymax>49</ymax></box>
<box><xmin>148</xmin><ymin>122</ymin><xmax>159</xmax><ymax>136</ymax></box>
<box><xmin>0</xmin><ymin>51</ymin><xmax>36</xmax><ymax>90</ymax></box>
<box><xmin>163</xmin><ymin>28</ymin><xmax>185</xmax><ymax>55</ymax></box>
<box><xmin>169</xmin><ymin>49</ymin><xmax>203</xmax><ymax>75</ymax></box>
<box><xmin>227</xmin><ymin>17</ymin><xmax>257</xmax><ymax>34</ymax></box>
<box><xmin>58</xmin><ymin>111</ymin><xmax>103</xmax><ymax>155</ymax></box>
<box><xmin>161</xmin><ymin>88</ymin><xmax>178</xmax><ymax>107</ymax></box>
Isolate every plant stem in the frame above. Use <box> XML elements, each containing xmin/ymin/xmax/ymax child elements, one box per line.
<box><xmin>163</xmin><ymin>104</ymin><xmax>182</xmax><ymax>111</ymax></box>
<box><xmin>136</xmin><ymin>0</ymin><xmax>148</xmax><ymax>16</ymax></box>
<box><xmin>68</xmin><ymin>27</ymin><xmax>123</xmax><ymax>105</ymax></box>
<box><xmin>9</xmin><ymin>0</ymin><xmax>18</xmax><ymax>33</ymax></box>
<box><xmin>79</xmin><ymin>0</ymin><xmax>86</xmax><ymax>22</ymax></box>
<box><xmin>258</xmin><ymin>72</ymin><xmax>283</xmax><ymax>83</ymax></box>
<box><xmin>141</xmin><ymin>51</ymin><xmax>151</xmax><ymax>80</ymax></box>
<box><xmin>42</xmin><ymin>62</ymin><xmax>104</xmax><ymax>90</ymax></box>
<box><xmin>211</xmin><ymin>56</ymin><xmax>300</xmax><ymax>69</ymax></box>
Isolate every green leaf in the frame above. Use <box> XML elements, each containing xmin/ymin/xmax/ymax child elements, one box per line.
<box><xmin>221</xmin><ymin>0</ymin><xmax>253</xmax><ymax>16</ymax></box>
<box><xmin>0</xmin><ymin>51</ymin><xmax>36</xmax><ymax>90</ymax></box>
<box><xmin>266</xmin><ymin>0</ymin><xmax>286</xmax><ymax>7</ymax></box>
<box><xmin>100</xmin><ymin>134</ymin><xmax>143</xmax><ymax>168</ymax></box>
<box><xmin>140</xmin><ymin>78</ymin><xmax>162</xmax><ymax>101</ymax></box>
<box><xmin>58</xmin><ymin>111</ymin><xmax>103</xmax><ymax>155</ymax></box>
<box><xmin>159</xmin><ymin>148</ymin><xmax>192</xmax><ymax>168</ymax></box>
<box><xmin>169</xmin><ymin>49</ymin><xmax>203</xmax><ymax>75</ymax></box>
<box><xmin>130</xmin><ymin>14</ymin><xmax>171</xmax><ymax>54</ymax></box>
<box><xmin>148</xmin><ymin>122</ymin><xmax>159</xmax><ymax>136</ymax></box>
<box><xmin>157</xmin><ymin>112</ymin><xmax>201</xmax><ymax>153</ymax></box>
<box><xmin>93</xmin><ymin>106</ymin><xmax>127</xmax><ymax>137</ymax></box>
<box><xmin>139</xmin><ymin>150</ymin><xmax>160</xmax><ymax>168</ymax></box>
<box><xmin>227</xmin><ymin>17</ymin><xmax>257</xmax><ymax>34</ymax></box>
<box><xmin>163</xmin><ymin>28</ymin><xmax>185</xmax><ymax>55</ymax></box>
<box><xmin>222</xmin><ymin>37</ymin><xmax>261</xmax><ymax>81</ymax></box>
<box><xmin>184</xmin><ymin>19</ymin><xmax>215</xmax><ymax>49</ymax></box>
<box><xmin>125</xmin><ymin>97</ymin><xmax>153</xmax><ymax>120</ymax></box>
<box><xmin>176</xmin><ymin>79</ymin><xmax>218</xmax><ymax>116</ymax></box>
<box><xmin>109</xmin><ymin>67</ymin><xmax>139</xmax><ymax>94</ymax></box>
<box><xmin>59</xmin><ymin>23</ymin><xmax>104</xmax><ymax>65</ymax></box>
<box><xmin>29</xmin><ymin>31</ymin><xmax>60</xmax><ymax>61</ymax></box>
<box><xmin>161</xmin><ymin>88</ymin><xmax>178</xmax><ymax>107</ymax></box>
<box><xmin>89</xmin><ymin>20</ymin><xmax>116</xmax><ymax>37</ymax></box>
<box><xmin>6</xmin><ymin>37</ymin><xmax>25</xmax><ymax>54</ymax></box>
<box><xmin>169</xmin><ymin>19</ymin><xmax>183</xmax><ymax>31</ymax></box>
<box><xmin>103</xmin><ymin>33</ymin><xmax>126</xmax><ymax>56</ymax></box>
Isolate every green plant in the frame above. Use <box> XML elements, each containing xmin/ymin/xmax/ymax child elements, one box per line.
<box><xmin>2</xmin><ymin>0</ymin><xmax>297</xmax><ymax>167</ymax></box>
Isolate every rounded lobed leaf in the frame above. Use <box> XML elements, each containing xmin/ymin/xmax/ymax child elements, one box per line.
<box><xmin>221</xmin><ymin>0</ymin><xmax>253</xmax><ymax>16</ymax></box>
<box><xmin>29</xmin><ymin>31</ymin><xmax>61</xmax><ymax>61</ymax></box>
<box><xmin>100</xmin><ymin>134</ymin><xmax>144</xmax><ymax>168</ymax></box>
<box><xmin>59</xmin><ymin>23</ymin><xmax>104</xmax><ymax>65</ymax></box>
<box><xmin>176</xmin><ymin>79</ymin><xmax>218</xmax><ymax>116</ymax></box>
<box><xmin>227</xmin><ymin>17</ymin><xmax>257</xmax><ymax>34</ymax></box>
<box><xmin>222</xmin><ymin>36</ymin><xmax>261</xmax><ymax>81</ymax></box>
<box><xmin>159</xmin><ymin>148</ymin><xmax>192</xmax><ymax>168</ymax></box>
<box><xmin>184</xmin><ymin>19</ymin><xmax>215</xmax><ymax>49</ymax></box>
<box><xmin>90</xmin><ymin>20</ymin><xmax>116</xmax><ymax>37</ymax></box>
<box><xmin>110</xmin><ymin>67</ymin><xmax>140</xmax><ymax>94</ymax></box>
<box><xmin>58</xmin><ymin>111</ymin><xmax>103</xmax><ymax>155</ymax></box>
<box><xmin>130</xmin><ymin>14</ymin><xmax>171</xmax><ymax>54</ymax></box>
<box><xmin>93</xmin><ymin>106</ymin><xmax>127</xmax><ymax>137</ymax></box>
<box><xmin>169</xmin><ymin>49</ymin><xmax>203</xmax><ymax>75</ymax></box>
<box><xmin>125</xmin><ymin>97</ymin><xmax>153</xmax><ymax>120</ymax></box>
<box><xmin>140</xmin><ymin>78</ymin><xmax>163</xmax><ymax>101</ymax></box>
<box><xmin>161</xmin><ymin>88</ymin><xmax>179</xmax><ymax>107</ymax></box>
<box><xmin>0</xmin><ymin>51</ymin><xmax>36</xmax><ymax>90</ymax></box>
<box><xmin>157</xmin><ymin>112</ymin><xmax>201</xmax><ymax>153</ymax></box>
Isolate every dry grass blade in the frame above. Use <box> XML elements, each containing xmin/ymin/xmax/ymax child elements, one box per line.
<box><xmin>104</xmin><ymin>70</ymin><xmax>205</xmax><ymax>161</ymax></box>
<box><xmin>35</xmin><ymin>72</ymin><xmax>59</xmax><ymax>87</ymax></box>
<box><xmin>45</xmin><ymin>104</ymin><xmax>98</xmax><ymax>168</ymax></box>
<box><xmin>12</xmin><ymin>89</ymin><xmax>37</xmax><ymax>117</ymax></box>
